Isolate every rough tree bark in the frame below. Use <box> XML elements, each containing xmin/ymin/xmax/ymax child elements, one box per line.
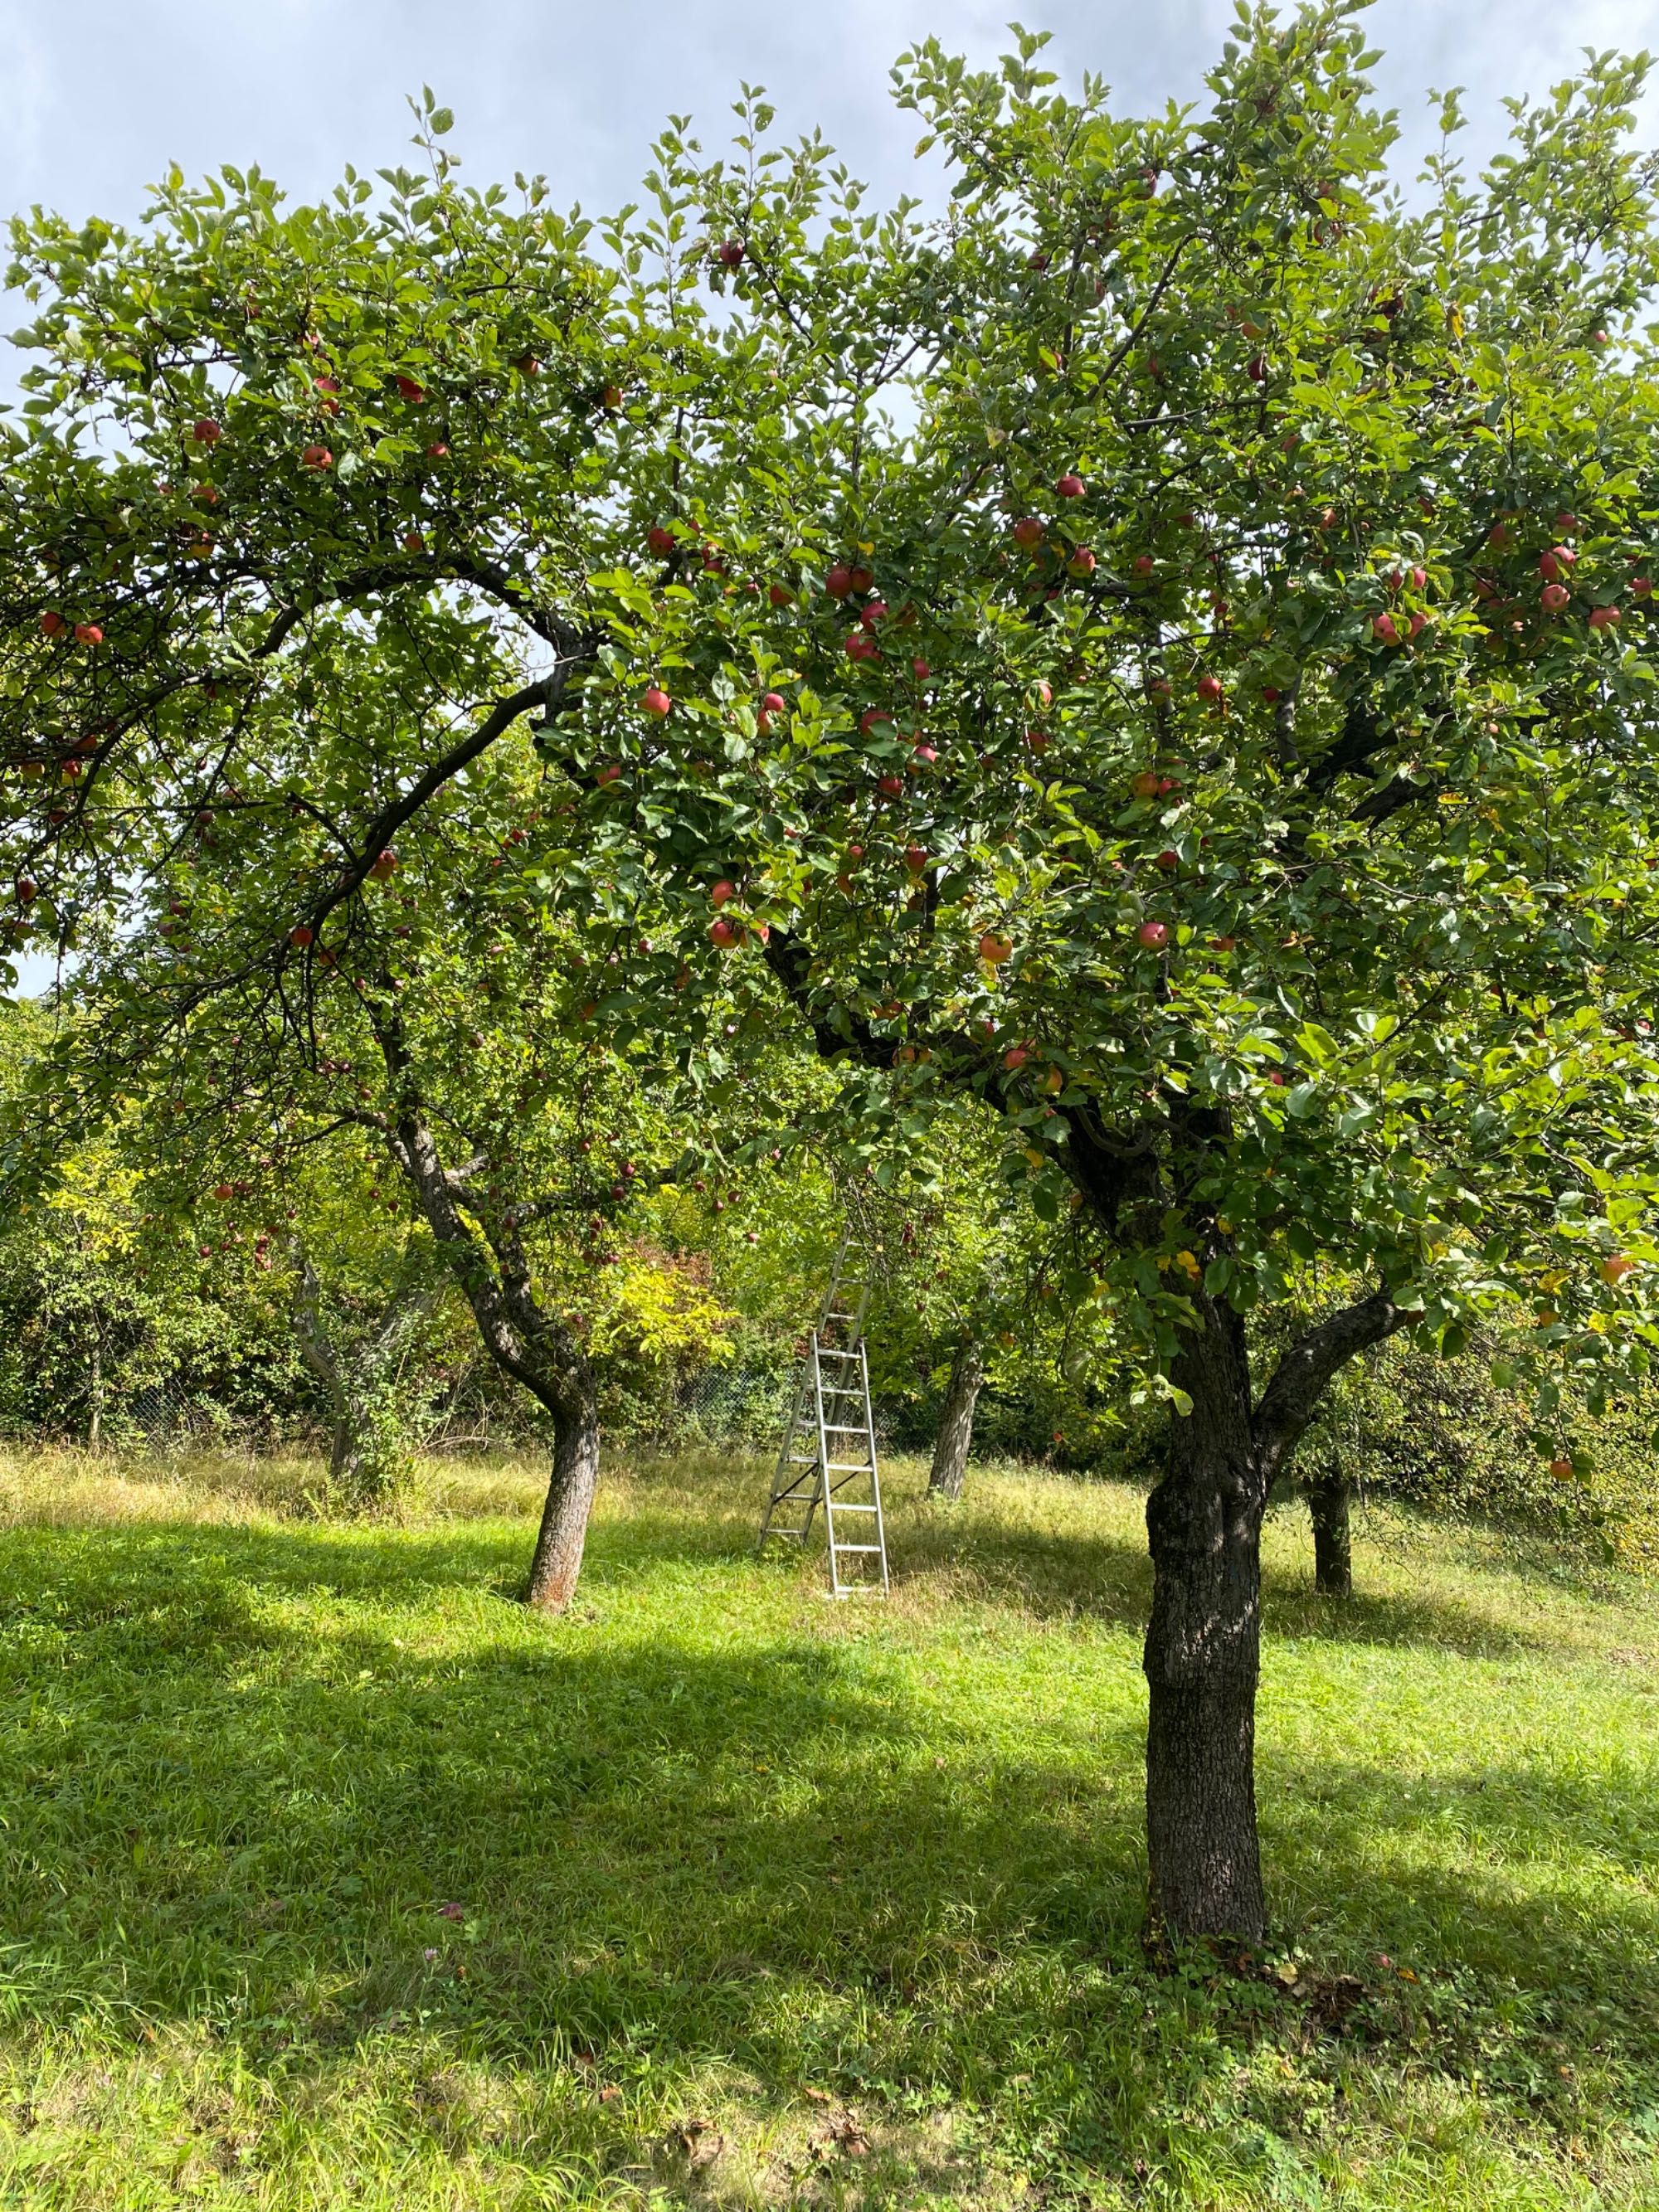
<box><xmin>388</xmin><ymin>1110</ymin><xmax>601</xmax><ymax>1613</ymax></box>
<box><xmin>1305</xmin><ymin>1472</ymin><xmax>1353</xmax><ymax>1598</ymax></box>
<box><xmin>927</xmin><ymin>1336</ymin><xmax>984</xmax><ymax>1500</ymax></box>
<box><xmin>1144</xmin><ymin>1286</ymin><xmax>1408</xmax><ymax>1942</ymax></box>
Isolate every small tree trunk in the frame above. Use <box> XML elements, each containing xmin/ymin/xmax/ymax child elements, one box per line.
<box><xmin>87</xmin><ymin>1330</ymin><xmax>103</xmax><ymax>1449</ymax></box>
<box><xmin>1143</xmin><ymin>1296</ymin><xmax>1267</xmax><ymax>1944</ymax></box>
<box><xmin>927</xmin><ymin>1337</ymin><xmax>984</xmax><ymax>1500</ymax></box>
<box><xmin>527</xmin><ymin>1386</ymin><xmax>601</xmax><ymax>1611</ymax></box>
<box><xmin>1306</xmin><ymin>1472</ymin><xmax>1352</xmax><ymax>1597</ymax></box>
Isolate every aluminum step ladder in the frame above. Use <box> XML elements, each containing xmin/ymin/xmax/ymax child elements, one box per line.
<box><xmin>757</xmin><ymin>1233</ymin><xmax>888</xmax><ymax>1597</ymax></box>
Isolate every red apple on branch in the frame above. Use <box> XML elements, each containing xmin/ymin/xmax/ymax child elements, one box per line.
<box><xmin>716</xmin><ymin>240</ymin><xmax>745</xmax><ymax>267</ymax></box>
<box><xmin>73</xmin><ymin>623</ymin><xmax>104</xmax><ymax>646</ymax></box>
<box><xmin>708</xmin><ymin>916</ymin><xmax>738</xmax><ymax>948</ymax></box>
<box><xmin>825</xmin><ymin>564</ymin><xmax>854</xmax><ymax>599</ymax></box>
<box><xmin>193</xmin><ymin>418</ymin><xmax>221</xmax><ymax>445</ymax></box>
<box><xmin>978</xmin><ymin>931</ymin><xmax>1013</xmax><ymax>964</ymax></box>
<box><xmin>301</xmin><ymin>445</ymin><xmax>333</xmax><ymax>469</ymax></box>
<box><xmin>1011</xmin><ymin>517</ymin><xmax>1044</xmax><ymax>549</ymax></box>
<box><xmin>646</xmin><ymin>525</ymin><xmax>676</xmax><ymax>557</ymax></box>
<box><xmin>640</xmin><ymin>686</ymin><xmax>672</xmax><ymax>716</ymax></box>
<box><xmin>289</xmin><ymin>925</ymin><xmax>314</xmax><ymax>948</ymax></box>
<box><xmin>1056</xmin><ymin>472</ymin><xmax>1085</xmax><ymax>498</ymax></box>
<box><xmin>38</xmin><ymin>610</ymin><xmax>65</xmax><ymax>638</ymax></box>
<box><xmin>1136</xmin><ymin>920</ymin><xmax>1169</xmax><ymax>950</ymax></box>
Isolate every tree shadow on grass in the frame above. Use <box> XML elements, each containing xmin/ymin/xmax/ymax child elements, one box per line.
<box><xmin>0</xmin><ymin>1511</ymin><xmax>1654</xmax><ymax>2116</ymax></box>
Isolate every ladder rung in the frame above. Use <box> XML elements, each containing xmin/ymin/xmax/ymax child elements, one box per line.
<box><xmin>832</xmin><ymin>1543</ymin><xmax>883</xmax><ymax>1554</ymax></box>
<box><xmin>825</xmin><ymin>1423</ymin><xmax>868</xmax><ymax>1433</ymax></box>
<box><xmin>826</xmin><ymin>1461</ymin><xmax>873</xmax><ymax>1472</ymax></box>
<box><xmin>828</xmin><ymin>1502</ymin><xmax>878</xmax><ymax>1514</ymax></box>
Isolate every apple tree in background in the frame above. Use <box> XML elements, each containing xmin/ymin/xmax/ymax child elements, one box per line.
<box><xmin>4</xmin><ymin>4</ymin><xmax>1659</xmax><ymax>1939</ymax></box>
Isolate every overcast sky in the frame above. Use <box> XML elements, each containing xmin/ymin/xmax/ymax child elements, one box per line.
<box><xmin>1</xmin><ymin>0</ymin><xmax>1655</xmax><ymax>241</ymax></box>
<box><xmin>2</xmin><ymin>0</ymin><xmax>1654</xmax><ymax>994</ymax></box>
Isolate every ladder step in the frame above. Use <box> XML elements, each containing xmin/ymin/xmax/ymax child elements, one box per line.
<box><xmin>832</xmin><ymin>1543</ymin><xmax>884</xmax><ymax>1554</ymax></box>
<box><xmin>827</xmin><ymin>1502</ymin><xmax>878</xmax><ymax>1514</ymax></box>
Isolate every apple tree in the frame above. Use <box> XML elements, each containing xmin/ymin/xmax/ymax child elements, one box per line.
<box><xmin>6</xmin><ymin>9</ymin><xmax>1659</xmax><ymax>1942</ymax></box>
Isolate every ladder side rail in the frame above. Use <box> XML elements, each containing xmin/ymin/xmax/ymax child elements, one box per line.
<box><xmin>860</xmin><ymin>1337</ymin><xmax>890</xmax><ymax>1596</ymax></box>
<box><xmin>812</xmin><ymin>1331</ymin><xmax>846</xmax><ymax>1597</ymax></box>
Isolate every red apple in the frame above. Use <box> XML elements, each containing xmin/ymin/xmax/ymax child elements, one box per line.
<box><xmin>825</xmin><ymin>563</ymin><xmax>854</xmax><ymax>599</ymax></box>
<box><xmin>978</xmin><ymin>931</ymin><xmax>1013</xmax><ymax>964</ymax></box>
<box><xmin>15</xmin><ymin>878</ymin><xmax>36</xmax><ymax>903</ymax></box>
<box><xmin>73</xmin><ymin>623</ymin><xmax>104</xmax><ymax>646</ymax></box>
<box><xmin>1131</xmin><ymin>771</ymin><xmax>1160</xmax><ymax>798</ymax></box>
<box><xmin>193</xmin><ymin>418</ymin><xmax>221</xmax><ymax>445</ymax></box>
<box><xmin>1409</xmin><ymin>564</ymin><xmax>1427</xmax><ymax>591</ymax></box>
<box><xmin>395</xmin><ymin>375</ymin><xmax>426</xmax><ymax>402</ymax></box>
<box><xmin>513</xmin><ymin>353</ymin><xmax>540</xmax><ymax>375</ymax></box>
<box><xmin>911</xmin><ymin>742</ymin><xmax>939</xmax><ymax>766</ymax></box>
<box><xmin>426</xmin><ymin>442</ymin><xmax>449</xmax><ymax>459</ymax></box>
<box><xmin>403</xmin><ymin>530</ymin><xmax>424</xmax><ymax>552</ymax></box>
<box><xmin>1136</xmin><ymin>920</ymin><xmax>1169</xmax><ymax>950</ymax></box>
<box><xmin>1195</xmin><ymin>672</ymin><xmax>1224</xmax><ymax>703</ymax></box>
<box><xmin>761</xmin><ymin>690</ymin><xmax>786</xmax><ymax>715</ymax></box>
<box><xmin>314</xmin><ymin>377</ymin><xmax>341</xmax><ymax>413</ymax></box>
<box><xmin>1003</xmin><ymin>1045</ymin><xmax>1030</xmax><ymax>1071</ymax></box>
<box><xmin>38</xmin><ymin>610</ymin><xmax>65</xmax><ymax>638</ymax></box>
<box><xmin>1261</xmin><ymin>685</ymin><xmax>1282</xmax><ymax>703</ymax></box>
<box><xmin>711</xmin><ymin>880</ymin><xmax>737</xmax><ymax>907</ymax></box>
<box><xmin>1631</xmin><ymin>576</ymin><xmax>1653</xmax><ymax>597</ymax></box>
<box><xmin>289</xmin><ymin>925</ymin><xmax>314</xmax><ymax>948</ymax></box>
<box><xmin>846</xmin><ymin>843</ymin><xmax>865</xmax><ymax>861</ymax></box>
<box><xmin>640</xmin><ymin>686</ymin><xmax>671</xmax><ymax>716</ymax></box>
<box><xmin>877</xmin><ymin>773</ymin><xmax>904</xmax><ymax>798</ymax></box>
<box><xmin>1056</xmin><ymin>472</ymin><xmax>1085</xmax><ymax>498</ymax></box>
<box><xmin>1133</xmin><ymin>554</ymin><xmax>1154</xmax><ymax>576</ymax></box>
<box><xmin>1589</xmin><ymin>604</ymin><xmax>1622</xmax><ymax>630</ymax></box>
<box><xmin>1155</xmin><ymin>848</ymin><xmax>1179</xmax><ymax>872</ymax></box>
<box><xmin>595</xmin><ymin>763</ymin><xmax>622</xmax><ymax>785</ymax></box>
<box><xmin>859</xmin><ymin>707</ymin><xmax>893</xmax><ymax>733</ymax></box>
<box><xmin>1024</xmin><ymin>729</ymin><xmax>1049</xmax><ymax>754</ymax></box>
<box><xmin>1603</xmin><ymin>1253</ymin><xmax>1637</xmax><ymax>1285</ymax></box>
<box><xmin>647</xmin><ymin>525</ymin><xmax>676</xmax><ymax>557</ymax></box>
<box><xmin>904</xmin><ymin>844</ymin><xmax>927</xmax><ymax>872</ymax></box>
<box><xmin>1373</xmin><ymin>612</ymin><xmax>1399</xmax><ymax>644</ymax></box>
<box><xmin>1209</xmin><ymin>935</ymin><xmax>1237</xmax><ymax>951</ymax></box>
<box><xmin>716</xmin><ymin>240</ymin><xmax>745</xmax><ymax>267</ymax></box>
<box><xmin>1541</xmin><ymin>581</ymin><xmax>1570</xmax><ymax>612</ymax></box>
<box><xmin>1034</xmin><ymin>680</ymin><xmax>1053</xmax><ymax>707</ymax></box>
<box><xmin>1068</xmin><ymin>547</ymin><xmax>1097</xmax><ymax>577</ymax></box>
<box><xmin>1246</xmin><ymin>353</ymin><xmax>1267</xmax><ymax>382</ymax></box>
<box><xmin>301</xmin><ymin>445</ymin><xmax>333</xmax><ymax>469</ymax></box>
<box><xmin>1549</xmin><ymin>1456</ymin><xmax>1574</xmax><ymax>1480</ymax></box>
<box><xmin>848</xmin><ymin>566</ymin><xmax>874</xmax><ymax>595</ymax></box>
<box><xmin>1316</xmin><ymin>506</ymin><xmax>1337</xmax><ymax>530</ymax></box>
<box><xmin>601</xmin><ymin>385</ymin><xmax>624</xmax><ymax>408</ymax></box>
<box><xmin>708</xmin><ymin>916</ymin><xmax>738</xmax><ymax>947</ymax></box>
<box><xmin>1488</xmin><ymin>521</ymin><xmax>1512</xmax><ymax>549</ymax></box>
<box><xmin>1011</xmin><ymin>517</ymin><xmax>1044</xmax><ymax>549</ymax></box>
<box><xmin>768</xmin><ymin>582</ymin><xmax>794</xmax><ymax>606</ymax></box>
<box><xmin>860</xmin><ymin>600</ymin><xmax>889</xmax><ymax>628</ymax></box>
<box><xmin>845</xmin><ymin>633</ymin><xmax>879</xmax><ymax>662</ymax></box>
<box><xmin>912</xmin><ymin>658</ymin><xmax>930</xmax><ymax>678</ymax></box>
<box><xmin>369</xmin><ymin>848</ymin><xmax>398</xmax><ymax>881</ymax></box>
<box><xmin>1408</xmin><ymin>610</ymin><xmax>1428</xmax><ymax>638</ymax></box>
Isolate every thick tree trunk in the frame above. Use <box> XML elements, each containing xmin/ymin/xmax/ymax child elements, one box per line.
<box><xmin>1306</xmin><ymin>1472</ymin><xmax>1352</xmax><ymax>1597</ymax></box>
<box><xmin>927</xmin><ymin>1337</ymin><xmax>984</xmax><ymax>1500</ymax></box>
<box><xmin>1143</xmin><ymin>1296</ymin><xmax>1267</xmax><ymax>1944</ymax></box>
<box><xmin>526</xmin><ymin>1386</ymin><xmax>601</xmax><ymax>1611</ymax></box>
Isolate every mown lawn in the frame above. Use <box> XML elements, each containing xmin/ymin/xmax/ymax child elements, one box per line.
<box><xmin>0</xmin><ymin>1446</ymin><xmax>1653</xmax><ymax>2210</ymax></box>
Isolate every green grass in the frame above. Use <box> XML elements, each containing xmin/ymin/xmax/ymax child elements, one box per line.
<box><xmin>0</xmin><ymin>1446</ymin><xmax>1654</xmax><ymax>2210</ymax></box>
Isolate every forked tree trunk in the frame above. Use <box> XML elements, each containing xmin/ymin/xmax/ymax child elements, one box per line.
<box><xmin>1143</xmin><ymin>1295</ymin><xmax>1267</xmax><ymax>1944</ymax></box>
<box><xmin>1306</xmin><ymin>1472</ymin><xmax>1352</xmax><ymax>1597</ymax></box>
<box><xmin>526</xmin><ymin>1386</ymin><xmax>601</xmax><ymax>1611</ymax></box>
<box><xmin>927</xmin><ymin>1337</ymin><xmax>984</xmax><ymax>1500</ymax></box>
